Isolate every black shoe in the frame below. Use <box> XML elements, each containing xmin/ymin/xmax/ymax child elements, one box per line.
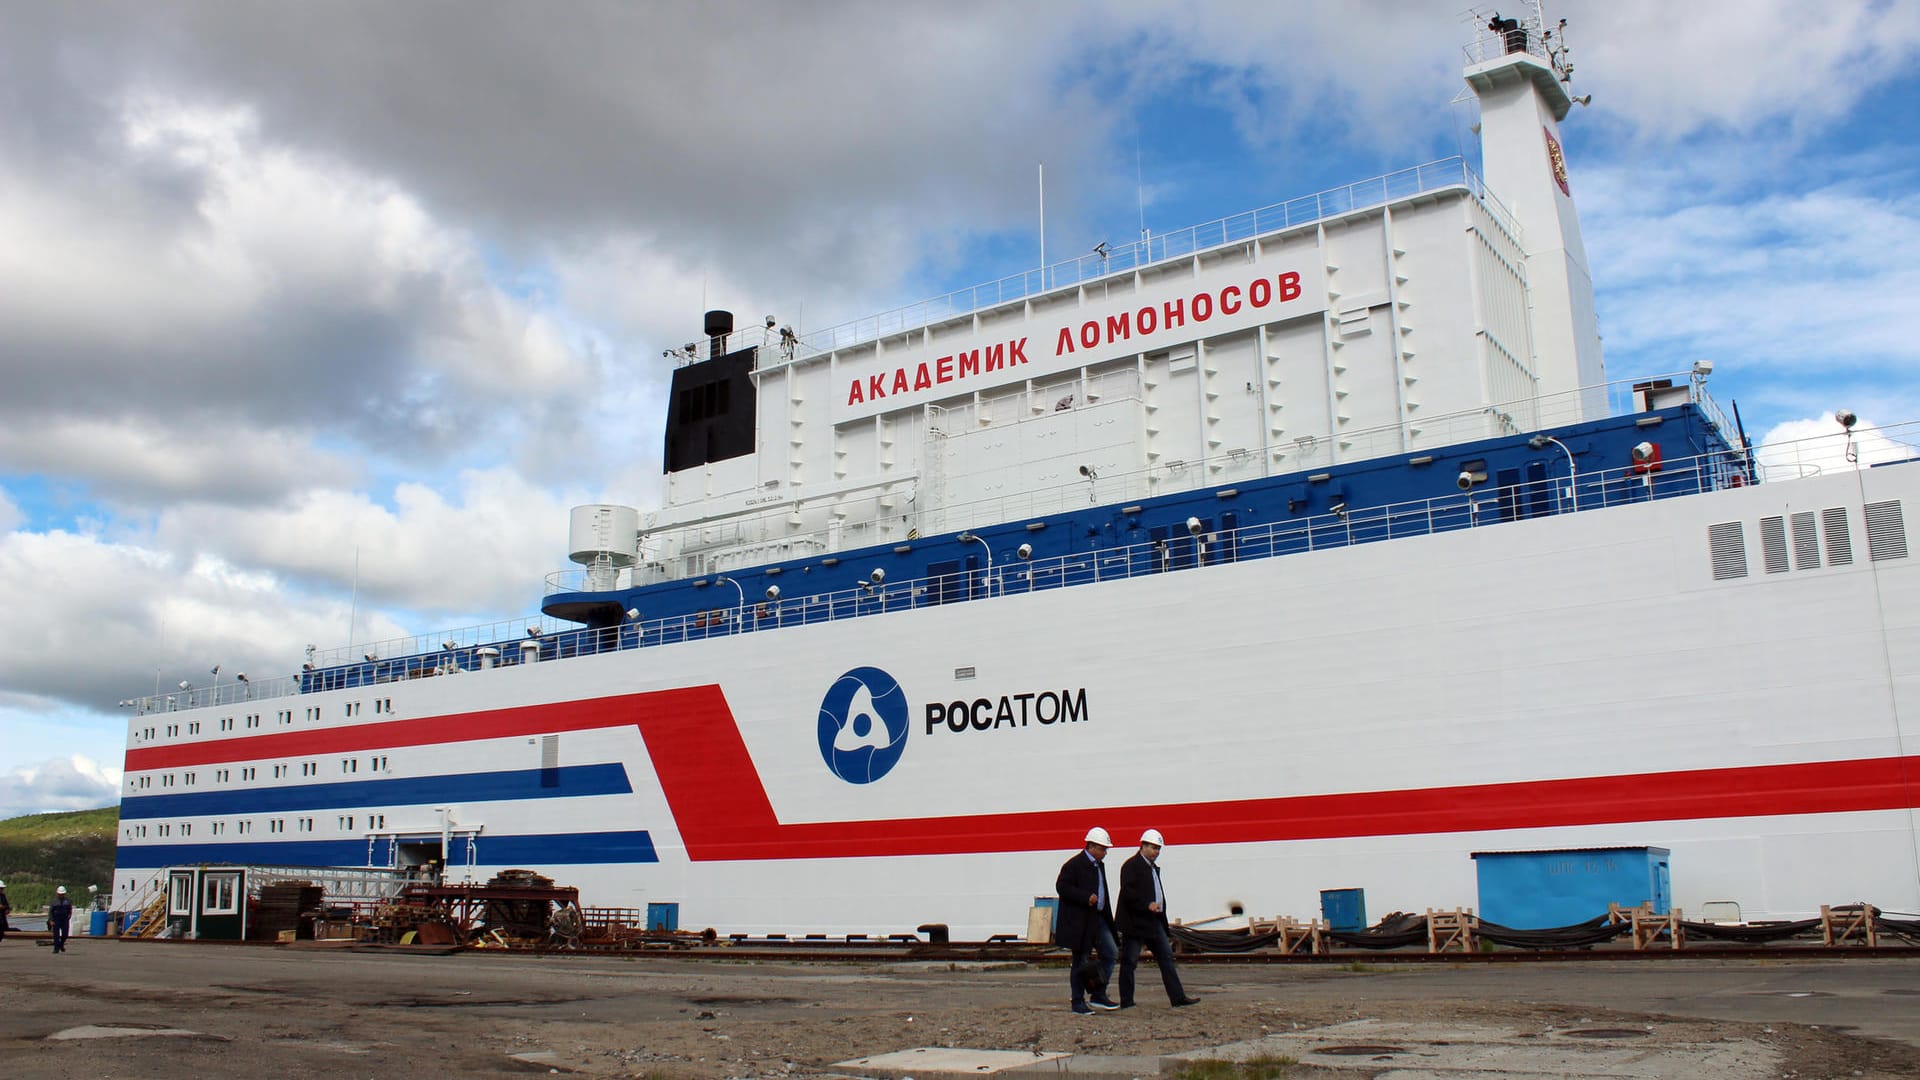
<box><xmin>1088</xmin><ymin>997</ymin><xmax>1120</xmax><ymax>1011</ymax></box>
<box><xmin>1172</xmin><ymin>996</ymin><xmax>1201</xmax><ymax>1007</ymax></box>
<box><xmin>1117</xmin><ymin>1002</ymin><xmax>1135</xmax><ymax>1009</ymax></box>
<box><xmin>1071</xmin><ymin>1002</ymin><xmax>1094</xmax><ymax>1015</ymax></box>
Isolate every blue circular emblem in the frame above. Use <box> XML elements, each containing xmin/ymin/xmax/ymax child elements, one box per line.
<box><xmin>818</xmin><ymin>666</ymin><xmax>910</xmax><ymax>784</ymax></box>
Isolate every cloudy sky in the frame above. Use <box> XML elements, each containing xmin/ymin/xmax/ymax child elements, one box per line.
<box><xmin>3</xmin><ymin>0</ymin><xmax>1917</xmax><ymax>818</ymax></box>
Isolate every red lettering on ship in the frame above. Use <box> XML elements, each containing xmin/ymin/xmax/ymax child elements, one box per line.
<box><xmin>847</xmin><ymin>267</ymin><xmax>1305</xmax><ymax>402</ymax></box>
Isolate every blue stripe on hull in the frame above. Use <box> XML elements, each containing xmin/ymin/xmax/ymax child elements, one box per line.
<box><xmin>113</xmin><ymin>829</ymin><xmax>659</xmax><ymax>869</ymax></box>
<box><xmin>119</xmin><ymin>764</ymin><xmax>632</xmax><ymax>820</ymax></box>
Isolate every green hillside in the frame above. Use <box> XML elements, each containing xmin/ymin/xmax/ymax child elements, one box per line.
<box><xmin>0</xmin><ymin>806</ymin><xmax>118</xmax><ymax>914</ymax></box>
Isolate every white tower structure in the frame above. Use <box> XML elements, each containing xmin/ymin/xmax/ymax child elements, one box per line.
<box><xmin>1464</xmin><ymin>3</ymin><xmax>1606</xmax><ymax>414</ymax></box>
<box><xmin>569</xmin><ymin>504</ymin><xmax>641</xmax><ymax>590</ymax></box>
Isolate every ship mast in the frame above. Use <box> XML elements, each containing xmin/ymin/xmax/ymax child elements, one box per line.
<box><xmin>1464</xmin><ymin>3</ymin><xmax>1605</xmax><ymax>417</ymax></box>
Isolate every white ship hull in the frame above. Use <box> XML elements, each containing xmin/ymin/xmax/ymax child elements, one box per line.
<box><xmin>115</xmin><ymin>461</ymin><xmax>1920</xmax><ymax>936</ymax></box>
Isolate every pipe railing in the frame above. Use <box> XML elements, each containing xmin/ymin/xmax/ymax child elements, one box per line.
<box><xmin>131</xmin><ymin>425</ymin><xmax>1915</xmax><ymax>716</ymax></box>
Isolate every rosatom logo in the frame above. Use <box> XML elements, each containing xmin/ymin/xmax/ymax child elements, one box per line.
<box><xmin>818</xmin><ymin>666</ymin><xmax>911</xmax><ymax>783</ymax></box>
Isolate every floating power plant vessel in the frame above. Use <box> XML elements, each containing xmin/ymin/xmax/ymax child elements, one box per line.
<box><xmin>114</xmin><ymin>5</ymin><xmax>1919</xmax><ymax>939</ymax></box>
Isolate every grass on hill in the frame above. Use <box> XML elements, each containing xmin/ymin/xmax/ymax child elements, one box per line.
<box><xmin>0</xmin><ymin>806</ymin><xmax>119</xmax><ymax>915</ymax></box>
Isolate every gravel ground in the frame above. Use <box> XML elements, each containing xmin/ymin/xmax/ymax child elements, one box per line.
<box><xmin>3</xmin><ymin>940</ymin><xmax>1919</xmax><ymax>1078</ymax></box>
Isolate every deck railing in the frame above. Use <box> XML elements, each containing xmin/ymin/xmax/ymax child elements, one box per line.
<box><xmin>770</xmin><ymin>158</ymin><xmax>1510</xmax><ymax>363</ymax></box>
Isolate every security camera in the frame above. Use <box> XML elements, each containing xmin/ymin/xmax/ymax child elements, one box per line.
<box><xmin>178</xmin><ymin>680</ymin><xmax>191</xmax><ymax>690</ymax></box>
<box><xmin>624</xmin><ymin>608</ymin><xmax>639</xmax><ymax>620</ymax></box>
<box><xmin>765</xmin><ymin>585</ymin><xmax>781</xmax><ymax>600</ymax></box>
<box><xmin>1836</xmin><ymin>409</ymin><xmax>1858</xmax><ymax>431</ymax></box>
<box><xmin>1016</xmin><ymin>543</ymin><xmax>1033</xmax><ymax>560</ymax></box>
<box><xmin>1631</xmin><ymin>441</ymin><xmax>1656</xmax><ymax>463</ymax></box>
<box><xmin>1691</xmin><ymin>359</ymin><xmax>1713</xmax><ymax>377</ymax></box>
<box><xmin>1457</xmin><ymin>471</ymin><xmax>1476</xmax><ymax>491</ymax></box>
<box><xmin>869</xmin><ymin>568</ymin><xmax>885</xmax><ymax>584</ymax></box>
<box><xmin>1185</xmin><ymin>516</ymin><xmax>1203</xmax><ymax>536</ymax></box>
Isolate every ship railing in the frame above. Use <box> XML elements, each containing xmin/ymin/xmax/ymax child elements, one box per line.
<box><xmin>783</xmin><ymin>157</ymin><xmax>1510</xmax><ymax>361</ymax></box>
<box><xmin>125</xmin><ymin>671</ymin><xmax>307</xmax><ymax>716</ymax></box>
<box><xmin>1463</xmin><ymin>19</ymin><xmax>1552</xmax><ymax>68</ymax></box>
<box><xmin>628</xmin><ymin>371</ymin><xmax>1719</xmax><ymax>583</ymax></box>
<box><xmin>127</xmin><ymin>421</ymin><xmax>1915</xmax><ymax>713</ymax></box>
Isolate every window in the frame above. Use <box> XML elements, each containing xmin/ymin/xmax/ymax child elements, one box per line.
<box><xmin>188</xmin><ymin>721</ymin><xmax>201</xmax><ymax>734</ymax></box>
<box><xmin>203</xmin><ymin>872</ymin><xmax>241</xmax><ymax>915</ymax></box>
<box><xmin>242</xmin><ymin>767</ymin><xmax>256</xmax><ymax>781</ymax></box>
<box><xmin>168</xmin><ymin>875</ymin><xmax>192</xmax><ymax>916</ymax></box>
<box><xmin>373</xmin><ymin>814</ymin><xmax>386</xmax><ymax>829</ymax></box>
<box><xmin>211</xmin><ymin>821</ymin><xmax>225</xmax><ymax>835</ymax></box>
<box><xmin>273</xmin><ymin>764</ymin><xmax>287</xmax><ymax>778</ymax></box>
<box><xmin>184</xmin><ymin>771</ymin><xmax>196</xmax><ymax>786</ymax></box>
<box><xmin>158</xmin><ymin>823</ymin><xmax>170</xmax><ymax>837</ymax></box>
<box><xmin>180</xmin><ymin>823</ymin><xmax>191</xmax><ymax>836</ymax></box>
<box><xmin>301</xmin><ymin>762</ymin><xmax>317</xmax><ymax>777</ymax></box>
<box><xmin>216</xmin><ymin>769</ymin><xmax>229</xmax><ymax>783</ymax></box>
<box><xmin>239</xmin><ymin>820</ymin><xmax>253</xmax><ymax>835</ymax></box>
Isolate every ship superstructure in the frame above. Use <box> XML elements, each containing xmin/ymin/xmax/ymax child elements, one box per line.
<box><xmin>113</xmin><ymin>7</ymin><xmax>1920</xmax><ymax>936</ymax></box>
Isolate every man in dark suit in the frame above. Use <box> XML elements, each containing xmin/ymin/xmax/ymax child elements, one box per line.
<box><xmin>1054</xmin><ymin>826</ymin><xmax>1120</xmax><ymax>1013</ymax></box>
<box><xmin>1116</xmin><ymin>829</ymin><xmax>1198</xmax><ymax>1007</ymax></box>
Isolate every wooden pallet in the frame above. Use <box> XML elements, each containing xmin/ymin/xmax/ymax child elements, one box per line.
<box><xmin>1822</xmin><ymin>904</ymin><xmax>1878</xmax><ymax>947</ymax></box>
<box><xmin>1426</xmin><ymin>908</ymin><xmax>1476</xmax><ymax>953</ymax></box>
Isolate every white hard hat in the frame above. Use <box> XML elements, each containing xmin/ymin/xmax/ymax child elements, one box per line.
<box><xmin>1084</xmin><ymin>827</ymin><xmax>1113</xmax><ymax>847</ymax></box>
<box><xmin>56</xmin><ymin>885</ymin><xmax>67</xmax><ymax>894</ymax></box>
<box><xmin>0</xmin><ymin>880</ymin><xmax>6</xmax><ymax>888</ymax></box>
<box><xmin>1140</xmin><ymin>829</ymin><xmax>1165</xmax><ymax>847</ymax></box>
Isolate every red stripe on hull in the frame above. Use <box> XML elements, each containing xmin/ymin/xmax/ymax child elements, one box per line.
<box><xmin>125</xmin><ymin>686</ymin><xmax>1920</xmax><ymax>859</ymax></box>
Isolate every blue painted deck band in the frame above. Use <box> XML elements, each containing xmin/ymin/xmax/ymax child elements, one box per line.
<box><xmin>119</xmin><ymin>763</ymin><xmax>632</xmax><ymax>820</ymax></box>
<box><xmin>113</xmin><ymin>829</ymin><xmax>659</xmax><ymax>869</ymax></box>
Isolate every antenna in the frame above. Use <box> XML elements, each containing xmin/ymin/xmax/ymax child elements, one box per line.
<box><xmin>1037</xmin><ymin>162</ymin><xmax>1046</xmax><ymax>272</ymax></box>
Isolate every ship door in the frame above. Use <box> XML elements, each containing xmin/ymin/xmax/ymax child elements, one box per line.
<box><xmin>395</xmin><ymin>837</ymin><xmax>445</xmax><ymax>880</ymax></box>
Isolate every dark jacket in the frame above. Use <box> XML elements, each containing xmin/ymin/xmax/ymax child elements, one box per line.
<box><xmin>48</xmin><ymin>898</ymin><xmax>73</xmax><ymax>930</ymax></box>
<box><xmin>1116</xmin><ymin>851</ymin><xmax>1169</xmax><ymax>938</ymax></box>
<box><xmin>1054</xmin><ymin>849</ymin><xmax>1113</xmax><ymax>950</ymax></box>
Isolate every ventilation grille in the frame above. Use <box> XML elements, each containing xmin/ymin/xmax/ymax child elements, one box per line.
<box><xmin>1791</xmin><ymin>511</ymin><xmax>1820</xmax><ymax>570</ymax></box>
<box><xmin>1867</xmin><ymin>500</ymin><xmax>1909</xmax><ymax>562</ymax></box>
<box><xmin>1709</xmin><ymin>522</ymin><xmax>1748</xmax><ymax>580</ymax></box>
<box><xmin>1759</xmin><ymin>516</ymin><xmax>1789</xmax><ymax>574</ymax></box>
<box><xmin>1824</xmin><ymin>507</ymin><xmax>1854</xmax><ymax>566</ymax></box>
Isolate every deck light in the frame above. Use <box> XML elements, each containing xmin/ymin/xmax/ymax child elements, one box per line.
<box><xmin>1528</xmin><ymin>434</ymin><xmax>1579</xmax><ymax>511</ymax></box>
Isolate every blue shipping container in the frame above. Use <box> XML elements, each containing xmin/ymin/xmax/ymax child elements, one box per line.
<box><xmin>1472</xmin><ymin>846</ymin><xmax>1671</xmax><ymax>929</ymax></box>
<box><xmin>1320</xmin><ymin>888</ymin><xmax>1367</xmax><ymax>931</ymax></box>
<box><xmin>646</xmin><ymin>902</ymin><xmax>679</xmax><ymax>932</ymax></box>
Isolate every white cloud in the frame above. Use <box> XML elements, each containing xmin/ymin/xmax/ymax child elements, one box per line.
<box><xmin>1754</xmin><ymin>416</ymin><xmax>1913</xmax><ymax>481</ymax></box>
<box><xmin>0</xmin><ymin>91</ymin><xmax>598</xmax><ymax>476</ymax></box>
<box><xmin>1577</xmin><ymin>2</ymin><xmax>1920</xmax><ymax>141</ymax></box>
<box><xmin>0</xmin><ymin>489</ymin><xmax>18</xmax><ymax>533</ymax></box>
<box><xmin>0</xmin><ymin>756</ymin><xmax>121</xmax><ymax>819</ymax></box>
<box><xmin>151</xmin><ymin>467</ymin><xmax>582</xmax><ymax>619</ymax></box>
<box><xmin>0</xmin><ymin>417</ymin><xmax>358</xmax><ymax>509</ymax></box>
